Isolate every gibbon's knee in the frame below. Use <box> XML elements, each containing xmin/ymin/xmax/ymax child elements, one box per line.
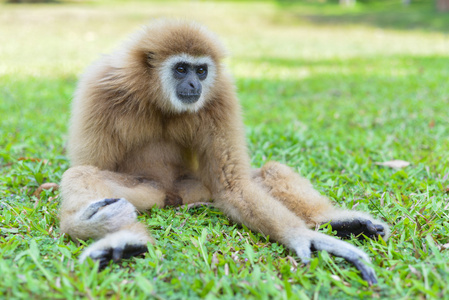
<box><xmin>62</xmin><ymin>165</ymin><xmax>182</xmax><ymax>210</ymax></box>
<box><xmin>257</xmin><ymin>161</ymin><xmax>333</xmax><ymax>225</ymax></box>
<box><xmin>259</xmin><ymin>162</ymin><xmax>389</xmax><ymax>240</ymax></box>
<box><xmin>60</xmin><ymin>166</ymin><xmax>140</xmax><ymax>240</ymax></box>
<box><xmin>60</xmin><ymin>197</ymin><xmax>138</xmax><ymax>240</ymax></box>
<box><xmin>60</xmin><ymin>165</ymin><xmax>109</xmax><ymax>200</ymax></box>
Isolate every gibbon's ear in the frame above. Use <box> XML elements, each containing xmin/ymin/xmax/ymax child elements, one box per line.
<box><xmin>146</xmin><ymin>51</ymin><xmax>156</xmax><ymax>68</ymax></box>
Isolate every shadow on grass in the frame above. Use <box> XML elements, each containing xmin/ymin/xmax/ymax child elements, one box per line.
<box><xmin>240</xmin><ymin>54</ymin><xmax>449</xmax><ymax>70</ymax></box>
<box><xmin>275</xmin><ymin>0</ymin><xmax>449</xmax><ymax>33</ymax></box>
<box><xmin>237</xmin><ymin>54</ymin><xmax>449</xmax><ymax>173</ymax></box>
<box><xmin>236</xmin><ymin>54</ymin><xmax>448</xmax><ymax>153</ymax></box>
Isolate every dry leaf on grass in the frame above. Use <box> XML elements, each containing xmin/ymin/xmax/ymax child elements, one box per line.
<box><xmin>33</xmin><ymin>182</ymin><xmax>59</xmax><ymax>198</ymax></box>
<box><xmin>375</xmin><ymin>160</ymin><xmax>411</xmax><ymax>169</ymax></box>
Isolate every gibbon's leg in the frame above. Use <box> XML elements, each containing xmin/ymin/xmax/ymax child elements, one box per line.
<box><xmin>254</xmin><ymin>161</ymin><xmax>389</xmax><ymax>240</ymax></box>
<box><xmin>60</xmin><ymin>165</ymin><xmax>174</xmax><ymax>267</ymax></box>
<box><xmin>197</xmin><ymin>126</ymin><xmax>378</xmax><ymax>284</ymax></box>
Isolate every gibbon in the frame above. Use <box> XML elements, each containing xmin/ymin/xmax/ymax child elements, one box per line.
<box><xmin>60</xmin><ymin>20</ymin><xmax>389</xmax><ymax>285</ymax></box>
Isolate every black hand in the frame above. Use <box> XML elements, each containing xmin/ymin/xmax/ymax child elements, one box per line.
<box><xmin>88</xmin><ymin>244</ymin><xmax>148</xmax><ymax>269</ymax></box>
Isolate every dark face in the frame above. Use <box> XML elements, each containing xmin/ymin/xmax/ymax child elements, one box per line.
<box><xmin>173</xmin><ymin>62</ymin><xmax>208</xmax><ymax>104</ymax></box>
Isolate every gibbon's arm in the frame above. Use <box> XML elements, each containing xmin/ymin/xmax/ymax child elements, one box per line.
<box><xmin>68</xmin><ymin>62</ymin><xmax>127</xmax><ymax>169</ymax></box>
<box><xmin>195</xmin><ymin>94</ymin><xmax>378</xmax><ymax>284</ymax></box>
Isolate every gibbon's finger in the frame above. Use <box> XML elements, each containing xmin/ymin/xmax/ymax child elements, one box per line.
<box><xmin>290</xmin><ymin>238</ymin><xmax>312</xmax><ymax>264</ymax></box>
<box><xmin>308</xmin><ymin>231</ymin><xmax>378</xmax><ymax>285</ymax></box>
<box><xmin>374</xmin><ymin>225</ymin><xmax>384</xmax><ymax>231</ymax></box>
<box><xmin>359</xmin><ymin>220</ymin><xmax>385</xmax><ymax>239</ymax></box>
<box><xmin>365</xmin><ymin>220</ymin><xmax>377</xmax><ymax>233</ymax></box>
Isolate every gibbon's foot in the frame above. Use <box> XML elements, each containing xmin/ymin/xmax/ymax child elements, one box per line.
<box><xmin>291</xmin><ymin>230</ymin><xmax>377</xmax><ymax>285</ymax></box>
<box><xmin>80</xmin><ymin>198</ymin><xmax>137</xmax><ymax>221</ymax></box>
<box><xmin>328</xmin><ymin>219</ymin><xmax>385</xmax><ymax>240</ymax></box>
<box><xmin>79</xmin><ymin>230</ymin><xmax>150</xmax><ymax>269</ymax></box>
<box><xmin>164</xmin><ymin>192</ymin><xmax>183</xmax><ymax>207</ymax></box>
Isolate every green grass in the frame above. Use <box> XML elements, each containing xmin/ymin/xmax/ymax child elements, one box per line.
<box><xmin>1</xmin><ymin>0</ymin><xmax>449</xmax><ymax>298</ymax></box>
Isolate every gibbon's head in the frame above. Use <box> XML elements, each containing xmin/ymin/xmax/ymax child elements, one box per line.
<box><xmin>116</xmin><ymin>20</ymin><xmax>226</xmax><ymax>114</ymax></box>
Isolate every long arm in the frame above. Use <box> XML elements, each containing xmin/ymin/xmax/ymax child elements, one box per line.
<box><xmin>195</xmin><ymin>89</ymin><xmax>378</xmax><ymax>284</ymax></box>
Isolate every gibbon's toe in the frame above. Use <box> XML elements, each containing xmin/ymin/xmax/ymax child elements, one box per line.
<box><xmin>86</xmin><ymin>248</ymin><xmax>114</xmax><ymax>269</ymax></box>
<box><xmin>329</xmin><ymin>219</ymin><xmax>386</xmax><ymax>240</ymax></box>
<box><xmin>350</xmin><ymin>257</ymin><xmax>378</xmax><ymax>285</ymax></box>
<box><xmin>291</xmin><ymin>241</ymin><xmax>312</xmax><ymax>264</ymax></box>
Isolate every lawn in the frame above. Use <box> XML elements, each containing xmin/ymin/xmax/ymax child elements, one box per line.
<box><xmin>1</xmin><ymin>0</ymin><xmax>449</xmax><ymax>298</ymax></box>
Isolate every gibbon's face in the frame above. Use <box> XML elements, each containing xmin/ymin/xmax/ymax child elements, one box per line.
<box><xmin>159</xmin><ymin>53</ymin><xmax>216</xmax><ymax>113</ymax></box>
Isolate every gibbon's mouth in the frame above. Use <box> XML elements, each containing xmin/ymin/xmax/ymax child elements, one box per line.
<box><xmin>177</xmin><ymin>92</ymin><xmax>201</xmax><ymax>104</ymax></box>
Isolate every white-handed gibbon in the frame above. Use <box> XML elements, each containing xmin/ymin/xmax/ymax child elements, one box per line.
<box><xmin>59</xmin><ymin>20</ymin><xmax>389</xmax><ymax>285</ymax></box>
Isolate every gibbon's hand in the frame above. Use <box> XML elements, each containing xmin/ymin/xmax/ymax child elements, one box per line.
<box><xmin>76</xmin><ymin>198</ymin><xmax>152</xmax><ymax>267</ymax></box>
<box><xmin>290</xmin><ymin>230</ymin><xmax>378</xmax><ymax>285</ymax></box>
<box><xmin>329</xmin><ymin>219</ymin><xmax>386</xmax><ymax>240</ymax></box>
<box><xmin>79</xmin><ymin>230</ymin><xmax>150</xmax><ymax>269</ymax></box>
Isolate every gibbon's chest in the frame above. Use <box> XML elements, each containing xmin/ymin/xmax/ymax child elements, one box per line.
<box><xmin>117</xmin><ymin>139</ymin><xmax>198</xmax><ymax>181</ymax></box>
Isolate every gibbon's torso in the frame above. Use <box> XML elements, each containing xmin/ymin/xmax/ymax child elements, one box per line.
<box><xmin>69</xmin><ymin>93</ymin><xmax>204</xmax><ymax>186</ymax></box>
<box><xmin>67</xmin><ymin>26</ymin><xmax>240</xmax><ymax>189</ymax></box>
<box><xmin>115</xmin><ymin>139</ymin><xmax>198</xmax><ymax>187</ymax></box>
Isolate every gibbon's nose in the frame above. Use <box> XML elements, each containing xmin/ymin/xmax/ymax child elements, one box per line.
<box><xmin>177</xmin><ymin>80</ymin><xmax>202</xmax><ymax>104</ymax></box>
<box><xmin>187</xmin><ymin>80</ymin><xmax>201</xmax><ymax>94</ymax></box>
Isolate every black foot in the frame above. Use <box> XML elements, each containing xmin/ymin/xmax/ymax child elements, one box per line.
<box><xmin>328</xmin><ymin>219</ymin><xmax>385</xmax><ymax>240</ymax></box>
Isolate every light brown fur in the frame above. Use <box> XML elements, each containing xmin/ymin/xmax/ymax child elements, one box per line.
<box><xmin>60</xmin><ymin>20</ymin><xmax>388</xmax><ymax>284</ymax></box>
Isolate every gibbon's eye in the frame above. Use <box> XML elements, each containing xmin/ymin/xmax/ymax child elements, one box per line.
<box><xmin>176</xmin><ymin>65</ymin><xmax>187</xmax><ymax>74</ymax></box>
<box><xmin>196</xmin><ymin>65</ymin><xmax>208</xmax><ymax>79</ymax></box>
